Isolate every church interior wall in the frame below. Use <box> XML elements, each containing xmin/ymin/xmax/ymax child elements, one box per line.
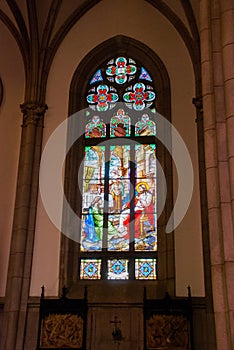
<box><xmin>29</xmin><ymin>0</ymin><xmax>204</xmax><ymax>298</ymax></box>
<box><xmin>0</xmin><ymin>21</ymin><xmax>25</xmax><ymax>297</ymax></box>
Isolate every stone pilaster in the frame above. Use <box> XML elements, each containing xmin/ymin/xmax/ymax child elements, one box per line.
<box><xmin>220</xmin><ymin>2</ymin><xmax>234</xmax><ymax>348</ymax></box>
<box><xmin>193</xmin><ymin>96</ymin><xmax>216</xmax><ymax>349</ymax></box>
<box><xmin>200</xmin><ymin>1</ymin><xmax>234</xmax><ymax>349</ymax></box>
<box><xmin>1</xmin><ymin>102</ymin><xmax>47</xmax><ymax>350</ymax></box>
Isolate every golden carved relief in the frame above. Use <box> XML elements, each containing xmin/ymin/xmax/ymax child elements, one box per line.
<box><xmin>146</xmin><ymin>314</ymin><xmax>190</xmax><ymax>349</ymax></box>
<box><xmin>40</xmin><ymin>313</ymin><xmax>83</xmax><ymax>348</ymax></box>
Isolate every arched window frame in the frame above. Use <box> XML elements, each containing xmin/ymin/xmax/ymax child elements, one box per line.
<box><xmin>60</xmin><ymin>36</ymin><xmax>174</xmax><ymax>291</ymax></box>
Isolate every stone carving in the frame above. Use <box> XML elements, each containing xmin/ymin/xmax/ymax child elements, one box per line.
<box><xmin>40</xmin><ymin>313</ymin><xmax>83</xmax><ymax>348</ymax></box>
<box><xmin>20</xmin><ymin>102</ymin><xmax>47</xmax><ymax>126</ymax></box>
<box><xmin>146</xmin><ymin>314</ymin><xmax>190</xmax><ymax>349</ymax></box>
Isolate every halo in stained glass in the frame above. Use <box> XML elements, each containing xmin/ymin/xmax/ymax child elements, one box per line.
<box><xmin>139</xmin><ymin>67</ymin><xmax>152</xmax><ymax>82</ymax></box>
<box><xmin>90</xmin><ymin>69</ymin><xmax>103</xmax><ymax>84</ymax></box>
<box><xmin>135</xmin><ymin>114</ymin><xmax>156</xmax><ymax>136</ymax></box>
<box><xmin>80</xmin><ymin>259</ymin><xmax>101</xmax><ymax>279</ymax></box>
<box><xmin>135</xmin><ymin>259</ymin><xmax>157</xmax><ymax>279</ymax></box>
<box><xmin>107</xmin><ymin>259</ymin><xmax>129</xmax><ymax>279</ymax></box>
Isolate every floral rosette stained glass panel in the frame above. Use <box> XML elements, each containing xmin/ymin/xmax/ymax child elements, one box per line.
<box><xmin>106</xmin><ymin>57</ymin><xmax>137</xmax><ymax>84</ymax></box>
<box><xmin>123</xmin><ymin>83</ymin><xmax>155</xmax><ymax>110</ymax></box>
<box><xmin>135</xmin><ymin>259</ymin><xmax>157</xmax><ymax>279</ymax></box>
<box><xmin>80</xmin><ymin>259</ymin><xmax>101</xmax><ymax>279</ymax></box>
<box><xmin>135</xmin><ymin>114</ymin><xmax>156</xmax><ymax>136</ymax></box>
<box><xmin>107</xmin><ymin>259</ymin><xmax>129</xmax><ymax>279</ymax></box>
<box><xmin>87</xmin><ymin>84</ymin><xmax>118</xmax><ymax>111</ymax></box>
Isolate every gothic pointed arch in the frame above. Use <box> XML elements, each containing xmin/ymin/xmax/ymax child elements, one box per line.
<box><xmin>60</xmin><ymin>36</ymin><xmax>174</xmax><ymax>295</ymax></box>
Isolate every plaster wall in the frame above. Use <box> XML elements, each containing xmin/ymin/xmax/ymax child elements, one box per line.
<box><xmin>0</xmin><ymin>22</ymin><xmax>24</xmax><ymax>296</ymax></box>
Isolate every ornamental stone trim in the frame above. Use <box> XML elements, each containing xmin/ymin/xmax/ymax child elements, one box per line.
<box><xmin>20</xmin><ymin>102</ymin><xmax>48</xmax><ymax>126</ymax></box>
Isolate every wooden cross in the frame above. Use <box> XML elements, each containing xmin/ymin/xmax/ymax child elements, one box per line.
<box><xmin>110</xmin><ymin>316</ymin><xmax>121</xmax><ymax>329</ymax></box>
<box><xmin>110</xmin><ymin>316</ymin><xmax>122</xmax><ymax>341</ymax></box>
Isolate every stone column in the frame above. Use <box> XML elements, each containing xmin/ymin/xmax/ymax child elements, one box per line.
<box><xmin>220</xmin><ymin>1</ymin><xmax>234</xmax><ymax>348</ymax></box>
<box><xmin>200</xmin><ymin>0</ymin><xmax>234</xmax><ymax>349</ymax></box>
<box><xmin>1</xmin><ymin>103</ymin><xmax>47</xmax><ymax>350</ymax></box>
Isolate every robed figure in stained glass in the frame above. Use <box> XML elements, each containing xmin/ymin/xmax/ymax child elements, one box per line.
<box><xmin>117</xmin><ymin>181</ymin><xmax>154</xmax><ymax>239</ymax></box>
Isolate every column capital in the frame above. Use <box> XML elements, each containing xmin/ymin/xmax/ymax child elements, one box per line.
<box><xmin>20</xmin><ymin>102</ymin><xmax>48</xmax><ymax>126</ymax></box>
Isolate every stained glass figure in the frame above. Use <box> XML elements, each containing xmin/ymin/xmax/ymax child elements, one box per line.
<box><xmin>134</xmin><ymin>144</ymin><xmax>157</xmax><ymax>250</ymax></box>
<box><xmin>108</xmin><ymin>145</ymin><xmax>130</xmax><ymax>250</ymax></box>
<box><xmin>135</xmin><ymin>259</ymin><xmax>157</xmax><ymax>279</ymax></box>
<box><xmin>107</xmin><ymin>259</ymin><xmax>129</xmax><ymax>279</ymax></box>
<box><xmin>106</xmin><ymin>57</ymin><xmax>137</xmax><ymax>84</ymax></box>
<box><xmin>110</xmin><ymin>109</ymin><xmax>131</xmax><ymax>137</ymax></box>
<box><xmin>80</xmin><ymin>259</ymin><xmax>101</xmax><ymax>279</ymax></box>
<box><xmin>87</xmin><ymin>84</ymin><xmax>118</xmax><ymax>111</ymax></box>
<box><xmin>81</xmin><ymin>146</ymin><xmax>105</xmax><ymax>251</ymax></box>
<box><xmin>123</xmin><ymin>82</ymin><xmax>155</xmax><ymax>110</ymax></box>
<box><xmin>135</xmin><ymin>114</ymin><xmax>156</xmax><ymax>136</ymax></box>
<box><xmin>90</xmin><ymin>69</ymin><xmax>103</xmax><ymax>84</ymax></box>
<box><xmin>139</xmin><ymin>67</ymin><xmax>153</xmax><ymax>82</ymax></box>
<box><xmin>85</xmin><ymin>116</ymin><xmax>106</xmax><ymax>138</ymax></box>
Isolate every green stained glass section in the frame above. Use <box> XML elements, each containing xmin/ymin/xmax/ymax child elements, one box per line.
<box><xmin>80</xmin><ymin>259</ymin><xmax>101</xmax><ymax>279</ymax></box>
<box><xmin>110</xmin><ymin>108</ymin><xmax>131</xmax><ymax>137</ymax></box>
<box><xmin>107</xmin><ymin>259</ymin><xmax>129</xmax><ymax>279</ymax></box>
<box><xmin>85</xmin><ymin>115</ymin><xmax>106</xmax><ymax>138</ymax></box>
<box><xmin>135</xmin><ymin>259</ymin><xmax>157</xmax><ymax>279</ymax></box>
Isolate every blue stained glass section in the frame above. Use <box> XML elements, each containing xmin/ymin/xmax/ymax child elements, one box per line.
<box><xmin>135</xmin><ymin>259</ymin><xmax>157</xmax><ymax>280</ymax></box>
<box><xmin>90</xmin><ymin>69</ymin><xmax>103</xmax><ymax>84</ymax></box>
<box><xmin>113</xmin><ymin>261</ymin><xmax>124</xmax><ymax>274</ymax></box>
<box><xmin>84</xmin><ymin>262</ymin><xmax>97</xmax><ymax>276</ymax></box>
<box><xmin>139</xmin><ymin>262</ymin><xmax>153</xmax><ymax>277</ymax></box>
<box><xmin>108</xmin><ymin>259</ymin><xmax>129</xmax><ymax>279</ymax></box>
<box><xmin>139</xmin><ymin>67</ymin><xmax>152</xmax><ymax>82</ymax></box>
<box><xmin>80</xmin><ymin>259</ymin><xmax>101</xmax><ymax>279</ymax></box>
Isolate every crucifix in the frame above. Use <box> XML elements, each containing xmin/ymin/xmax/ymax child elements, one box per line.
<box><xmin>110</xmin><ymin>316</ymin><xmax>123</xmax><ymax>342</ymax></box>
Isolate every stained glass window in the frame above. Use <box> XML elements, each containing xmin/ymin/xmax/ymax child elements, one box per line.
<box><xmin>107</xmin><ymin>259</ymin><xmax>129</xmax><ymax>279</ymax></box>
<box><xmin>80</xmin><ymin>56</ymin><xmax>158</xmax><ymax>280</ymax></box>
<box><xmin>135</xmin><ymin>114</ymin><xmax>156</xmax><ymax>136</ymax></box>
<box><xmin>85</xmin><ymin>116</ymin><xmax>106</xmax><ymax>138</ymax></box>
<box><xmin>80</xmin><ymin>259</ymin><xmax>101</xmax><ymax>279</ymax></box>
<box><xmin>110</xmin><ymin>109</ymin><xmax>131</xmax><ymax>137</ymax></box>
<box><xmin>135</xmin><ymin>259</ymin><xmax>157</xmax><ymax>280</ymax></box>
